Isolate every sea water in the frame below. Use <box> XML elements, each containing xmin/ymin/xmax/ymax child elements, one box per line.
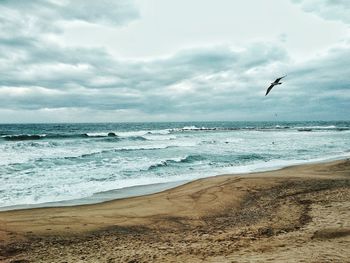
<box><xmin>1</xmin><ymin>121</ymin><xmax>349</xmax><ymax>209</ymax></box>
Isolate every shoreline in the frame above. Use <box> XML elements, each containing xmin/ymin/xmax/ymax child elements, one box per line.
<box><xmin>1</xmin><ymin>153</ymin><xmax>349</xmax><ymax>212</ymax></box>
<box><xmin>0</xmin><ymin>180</ymin><xmax>189</xmax><ymax>212</ymax></box>
<box><xmin>0</xmin><ymin>158</ymin><xmax>349</xmax><ymax>262</ymax></box>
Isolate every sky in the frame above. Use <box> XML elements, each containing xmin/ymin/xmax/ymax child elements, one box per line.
<box><xmin>0</xmin><ymin>0</ymin><xmax>349</xmax><ymax>123</ymax></box>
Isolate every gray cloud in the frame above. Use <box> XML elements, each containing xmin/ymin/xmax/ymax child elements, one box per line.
<box><xmin>291</xmin><ymin>0</ymin><xmax>350</xmax><ymax>24</ymax></box>
<box><xmin>1</xmin><ymin>0</ymin><xmax>139</xmax><ymax>28</ymax></box>
<box><xmin>1</xmin><ymin>39</ymin><xmax>349</xmax><ymax>120</ymax></box>
<box><xmin>0</xmin><ymin>0</ymin><xmax>349</xmax><ymax>122</ymax></box>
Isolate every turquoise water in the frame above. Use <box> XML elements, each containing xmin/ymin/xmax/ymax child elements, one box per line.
<box><xmin>1</xmin><ymin>121</ymin><xmax>349</xmax><ymax>208</ymax></box>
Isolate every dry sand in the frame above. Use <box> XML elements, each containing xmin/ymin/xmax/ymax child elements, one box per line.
<box><xmin>0</xmin><ymin>159</ymin><xmax>349</xmax><ymax>262</ymax></box>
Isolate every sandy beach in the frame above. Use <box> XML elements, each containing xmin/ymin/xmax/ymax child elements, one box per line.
<box><xmin>0</xmin><ymin>159</ymin><xmax>349</xmax><ymax>262</ymax></box>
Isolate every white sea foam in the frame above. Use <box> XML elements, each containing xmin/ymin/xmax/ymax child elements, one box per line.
<box><xmin>85</xmin><ymin>132</ymin><xmax>110</xmax><ymax>137</ymax></box>
<box><xmin>1</xmin><ymin>122</ymin><xmax>350</xmax><ymax>209</ymax></box>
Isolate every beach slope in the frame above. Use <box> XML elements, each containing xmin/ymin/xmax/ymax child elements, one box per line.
<box><xmin>0</xmin><ymin>159</ymin><xmax>349</xmax><ymax>262</ymax></box>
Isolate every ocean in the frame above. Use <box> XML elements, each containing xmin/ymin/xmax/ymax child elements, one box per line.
<box><xmin>1</xmin><ymin>121</ymin><xmax>349</xmax><ymax>210</ymax></box>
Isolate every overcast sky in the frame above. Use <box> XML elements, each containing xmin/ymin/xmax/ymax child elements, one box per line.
<box><xmin>0</xmin><ymin>0</ymin><xmax>349</xmax><ymax>123</ymax></box>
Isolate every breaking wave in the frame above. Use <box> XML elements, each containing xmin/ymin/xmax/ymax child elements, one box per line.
<box><xmin>146</xmin><ymin>155</ymin><xmax>205</xmax><ymax>171</ymax></box>
<box><xmin>170</xmin><ymin>125</ymin><xmax>349</xmax><ymax>133</ymax></box>
<box><xmin>2</xmin><ymin>124</ymin><xmax>348</xmax><ymax>142</ymax></box>
<box><xmin>1</xmin><ymin>133</ymin><xmax>149</xmax><ymax>141</ymax></box>
<box><xmin>2</xmin><ymin>134</ymin><xmax>47</xmax><ymax>141</ymax></box>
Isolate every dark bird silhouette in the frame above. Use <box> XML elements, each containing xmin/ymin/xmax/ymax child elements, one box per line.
<box><xmin>265</xmin><ymin>75</ymin><xmax>286</xmax><ymax>96</ymax></box>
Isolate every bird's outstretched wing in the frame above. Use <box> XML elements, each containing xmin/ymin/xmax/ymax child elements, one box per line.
<box><xmin>265</xmin><ymin>84</ymin><xmax>274</xmax><ymax>96</ymax></box>
<box><xmin>274</xmin><ymin>75</ymin><xmax>287</xmax><ymax>83</ymax></box>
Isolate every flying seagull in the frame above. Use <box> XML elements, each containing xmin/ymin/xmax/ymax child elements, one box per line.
<box><xmin>265</xmin><ymin>75</ymin><xmax>286</xmax><ymax>96</ymax></box>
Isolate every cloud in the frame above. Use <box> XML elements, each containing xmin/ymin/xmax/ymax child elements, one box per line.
<box><xmin>0</xmin><ymin>0</ymin><xmax>139</xmax><ymax>29</ymax></box>
<box><xmin>291</xmin><ymin>0</ymin><xmax>350</xmax><ymax>24</ymax></box>
<box><xmin>1</xmin><ymin>38</ymin><xmax>349</xmax><ymax>121</ymax></box>
<box><xmin>0</xmin><ymin>0</ymin><xmax>349</xmax><ymax>122</ymax></box>
<box><xmin>0</xmin><ymin>40</ymin><xmax>289</xmax><ymax>110</ymax></box>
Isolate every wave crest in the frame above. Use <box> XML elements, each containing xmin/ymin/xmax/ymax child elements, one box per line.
<box><xmin>1</xmin><ymin>132</ymin><xmax>150</xmax><ymax>141</ymax></box>
<box><xmin>147</xmin><ymin>155</ymin><xmax>204</xmax><ymax>171</ymax></box>
<box><xmin>3</xmin><ymin>134</ymin><xmax>46</xmax><ymax>141</ymax></box>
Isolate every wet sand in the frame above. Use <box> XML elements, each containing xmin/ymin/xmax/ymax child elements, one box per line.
<box><xmin>0</xmin><ymin>159</ymin><xmax>349</xmax><ymax>262</ymax></box>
